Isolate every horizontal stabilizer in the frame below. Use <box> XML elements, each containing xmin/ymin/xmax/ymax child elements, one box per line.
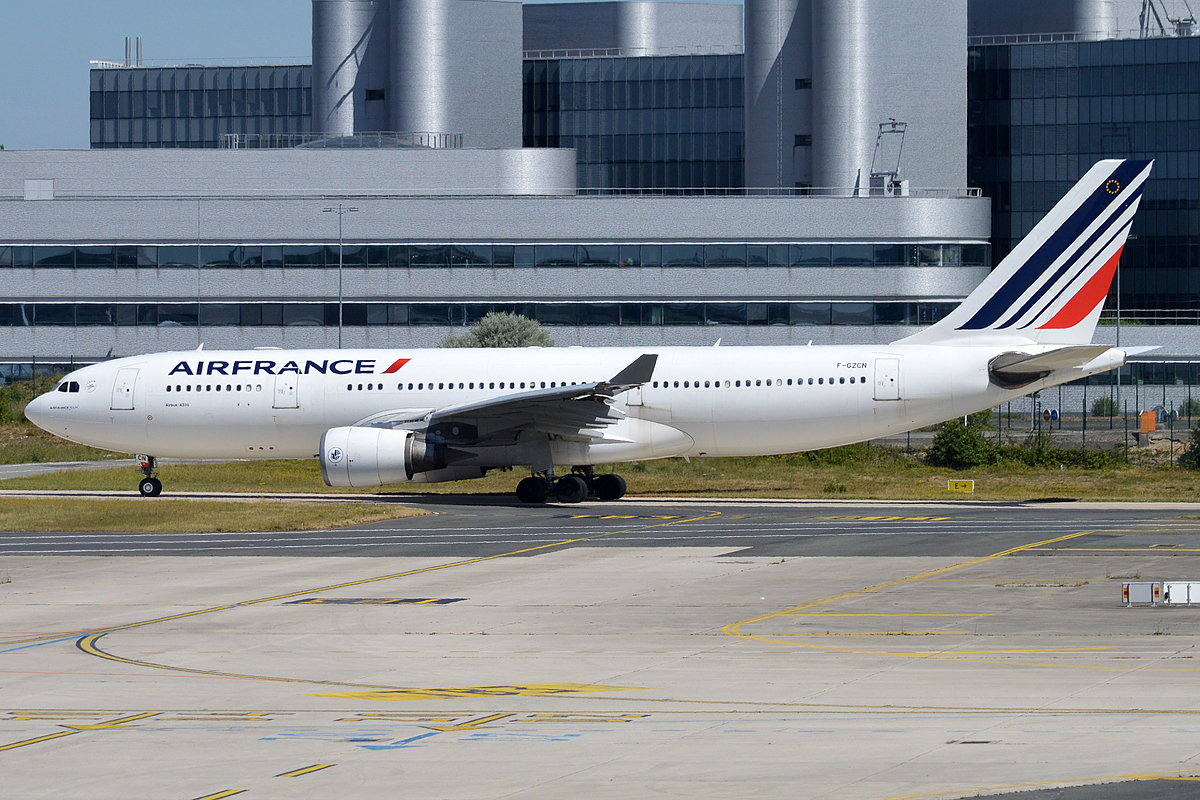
<box><xmin>989</xmin><ymin>345</ymin><xmax>1114</xmax><ymax>389</ymax></box>
<box><xmin>604</xmin><ymin>354</ymin><xmax>658</xmax><ymax>391</ymax></box>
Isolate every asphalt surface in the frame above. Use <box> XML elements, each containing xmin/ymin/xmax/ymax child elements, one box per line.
<box><xmin>5</xmin><ymin>494</ymin><xmax>1200</xmax><ymax>799</ymax></box>
<box><xmin>2</xmin><ymin>494</ymin><xmax>1198</xmax><ymax>559</ymax></box>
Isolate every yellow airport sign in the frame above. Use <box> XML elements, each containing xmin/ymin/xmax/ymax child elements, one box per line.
<box><xmin>947</xmin><ymin>480</ymin><xmax>975</xmax><ymax>492</ymax></box>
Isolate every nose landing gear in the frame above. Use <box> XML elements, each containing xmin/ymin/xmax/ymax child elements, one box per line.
<box><xmin>515</xmin><ymin>466</ymin><xmax>627</xmax><ymax>504</ymax></box>
<box><xmin>135</xmin><ymin>455</ymin><xmax>163</xmax><ymax>497</ymax></box>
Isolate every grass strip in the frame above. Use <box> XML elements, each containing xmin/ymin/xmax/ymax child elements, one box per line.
<box><xmin>2</xmin><ymin>454</ymin><xmax>1199</xmax><ymax>502</ymax></box>
<box><xmin>0</xmin><ymin>497</ymin><xmax>428</xmax><ymax>533</ymax></box>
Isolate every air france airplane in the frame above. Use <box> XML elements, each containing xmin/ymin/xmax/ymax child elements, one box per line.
<box><xmin>26</xmin><ymin>159</ymin><xmax>1152</xmax><ymax>503</ymax></box>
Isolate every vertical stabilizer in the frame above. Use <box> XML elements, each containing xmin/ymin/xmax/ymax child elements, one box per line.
<box><xmin>896</xmin><ymin>159</ymin><xmax>1153</xmax><ymax>346</ymax></box>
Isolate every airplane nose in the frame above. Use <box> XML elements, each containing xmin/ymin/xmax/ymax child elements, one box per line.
<box><xmin>24</xmin><ymin>393</ymin><xmax>50</xmax><ymax>430</ymax></box>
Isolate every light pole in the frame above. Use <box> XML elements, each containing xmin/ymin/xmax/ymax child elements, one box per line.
<box><xmin>322</xmin><ymin>204</ymin><xmax>358</xmax><ymax>348</ymax></box>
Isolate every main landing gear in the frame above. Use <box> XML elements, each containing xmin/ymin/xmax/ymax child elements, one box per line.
<box><xmin>136</xmin><ymin>455</ymin><xmax>162</xmax><ymax>498</ymax></box>
<box><xmin>516</xmin><ymin>466</ymin><xmax>627</xmax><ymax>504</ymax></box>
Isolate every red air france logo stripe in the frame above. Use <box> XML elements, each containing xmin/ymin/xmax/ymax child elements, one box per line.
<box><xmin>382</xmin><ymin>358</ymin><xmax>411</xmax><ymax>374</ymax></box>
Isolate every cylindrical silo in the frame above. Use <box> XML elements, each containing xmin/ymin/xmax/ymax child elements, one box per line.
<box><xmin>812</xmin><ymin>0</ymin><xmax>966</xmax><ymax>192</ymax></box>
<box><xmin>1073</xmin><ymin>0</ymin><xmax>1118</xmax><ymax>36</ymax></box>
<box><xmin>312</xmin><ymin>0</ymin><xmax>384</xmax><ymax>136</ymax></box>
<box><xmin>744</xmin><ymin>0</ymin><xmax>808</xmax><ymax>188</ymax></box>
<box><xmin>616</xmin><ymin>2</ymin><xmax>659</xmax><ymax>55</ymax></box>
<box><xmin>810</xmin><ymin>0</ymin><xmax>872</xmax><ymax>193</ymax></box>
<box><xmin>390</xmin><ymin>0</ymin><xmax>452</xmax><ymax>135</ymax></box>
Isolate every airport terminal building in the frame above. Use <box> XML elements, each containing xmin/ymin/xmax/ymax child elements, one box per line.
<box><xmin>1</xmin><ymin>0</ymin><xmax>1197</xmax><ymax>361</ymax></box>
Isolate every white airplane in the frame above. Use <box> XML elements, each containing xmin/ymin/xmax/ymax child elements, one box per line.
<box><xmin>26</xmin><ymin>159</ymin><xmax>1152</xmax><ymax>503</ymax></box>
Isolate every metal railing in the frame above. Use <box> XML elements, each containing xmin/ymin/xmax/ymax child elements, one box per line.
<box><xmin>523</xmin><ymin>45</ymin><xmax>743</xmax><ymax>60</ymax></box>
<box><xmin>219</xmin><ymin>132</ymin><xmax>464</xmax><ymax>150</ymax></box>
<box><xmin>90</xmin><ymin>57</ymin><xmax>310</xmax><ymax>69</ymax></box>
<box><xmin>576</xmin><ymin>186</ymin><xmax>983</xmax><ymax>198</ymax></box>
<box><xmin>969</xmin><ymin>26</ymin><xmax>1197</xmax><ymax>46</ymax></box>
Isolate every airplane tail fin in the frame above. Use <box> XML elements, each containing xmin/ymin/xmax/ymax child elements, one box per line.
<box><xmin>895</xmin><ymin>159</ymin><xmax>1153</xmax><ymax>346</ymax></box>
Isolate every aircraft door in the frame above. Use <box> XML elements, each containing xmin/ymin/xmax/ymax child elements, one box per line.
<box><xmin>273</xmin><ymin>374</ymin><xmax>299</xmax><ymax>409</ymax></box>
<box><xmin>110</xmin><ymin>368</ymin><xmax>138</xmax><ymax>410</ymax></box>
<box><xmin>874</xmin><ymin>358</ymin><xmax>900</xmax><ymax>401</ymax></box>
<box><xmin>627</xmin><ymin>385</ymin><xmax>644</xmax><ymax>406</ymax></box>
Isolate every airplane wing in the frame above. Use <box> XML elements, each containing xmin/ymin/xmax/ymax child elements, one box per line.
<box><xmin>355</xmin><ymin>353</ymin><xmax>658</xmax><ymax>444</ymax></box>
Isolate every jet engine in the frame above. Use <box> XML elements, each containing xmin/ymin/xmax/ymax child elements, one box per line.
<box><xmin>319</xmin><ymin>426</ymin><xmax>484</xmax><ymax>487</ymax></box>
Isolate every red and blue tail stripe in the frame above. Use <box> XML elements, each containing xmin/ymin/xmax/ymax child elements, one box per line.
<box><xmin>896</xmin><ymin>159</ymin><xmax>1153</xmax><ymax>346</ymax></box>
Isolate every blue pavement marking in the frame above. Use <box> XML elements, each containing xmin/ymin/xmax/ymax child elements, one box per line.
<box><xmin>360</xmin><ymin>732</ymin><xmax>440</xmax><ymax>750</ymax></box>
<box><xmin>0</xmin><ymin>635</ymin><xmax>87</xmax><ymax>654</ymax></box>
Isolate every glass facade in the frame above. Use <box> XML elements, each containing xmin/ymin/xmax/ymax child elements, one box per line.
<box><xmin>89</xmin><ymin>65</ymin><xmax>313</xmax><ymax>149</ymax></box>
<box><xmin>968</xmin><ymin>36</ymin><xmax>1200</xmax><ymax>313</ymax></box>
<box><xmin>523</xmin><ymin>55</ymin><xmax>745</xmax><ymax>190</ymax></box>
<box><xmin>0</xmin><ymin>301</ymin><xmax>959</xmax><ymax>329</ymax></box>
<box><xmin>0</xmin><ymin>242</ymin><xmax>988</xmax><ymax>270</ymax></box>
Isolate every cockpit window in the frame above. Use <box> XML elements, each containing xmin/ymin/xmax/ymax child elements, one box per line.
<box><xmin>57</xmin><ymin>381</ymin><xmax>80</xmax><ymax>393</ymax></box>
<box><xmin>57</xmin><ymin>382</ymin><xmax>68</xmax><ymax>392</ymax></box>
<box><xmin>69</xmin><ymin>381</ymin><xmax>80</xmax><ymax>392</ymax></box>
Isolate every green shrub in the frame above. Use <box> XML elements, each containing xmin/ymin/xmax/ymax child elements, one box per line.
<box><xmin>1180</xmin><ymin>426</ymin><xmax>1200</xmax><ymax>469</ymax></box>
<box><xmin>1178</xmin><ymin>398</ymin><xmax>1200</xmax><ymax>419</ymax></box>
<box><xmin>441</xmin><ymin>312</ymin><xmax>554</xmax><ymax>348</ymax></box>
<box><xmin>926</xmin><ymin>419</ymin><xmax>995</xmax><ymax>469</ymax></box>
<box><xmin>1091</xmin><ymin>395</ymin><xmax>1119</xmax><ymax>417</ymax></box>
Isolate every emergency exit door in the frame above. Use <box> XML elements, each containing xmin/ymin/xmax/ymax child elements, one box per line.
<box><xmin>273</xmin><ymin>375</ymin><xmax>299</xmax><ymax>408</ymax></box>
<box><xmin>874</xmin><ymin>358</ymin><xmax>900</xmax><ymax>401</ymax></box>
<box><xmin>110</xmin><ymin>368</ymin><xmax>138</xmax><ymax>410</ymax></box>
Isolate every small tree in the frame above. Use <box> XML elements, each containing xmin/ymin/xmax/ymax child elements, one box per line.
<box><xmin>1180</xmin><ymin>425</ymin><xmax>1200</xmax><ymax>469</ymax></box>
<box><xmin>441</xmin><ymin>311</ymin><xmax>554</xmax><ymax>348</ymax></box>
<box><xmin>926</xmin><ymin>418</ymin><xmax>994</xmax><ymax>469</ymax></box>
<box><xmin>1091</xmin><ymin>395</ymin><xmax>1118</xmax><ymax>417</ymax></box>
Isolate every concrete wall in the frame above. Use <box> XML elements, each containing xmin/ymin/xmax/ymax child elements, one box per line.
<box><xmin>312</xmin><ymin>0</ymin><xmax>522</xmax><ymax>147</ymax></box>
<box><xmin>312</xmin><ymin>0</ymin><xmax>390</xmax><ymax>135</ymax></box>
<box><xmin>968</xmin><ymin>0</ymin><xmax>1144</xmax><ymax>36</ymax></box>
<box><xmin>810</xmin><ymin>0</ymin><xmax>967</xmax><ymax>192</ymax></box>
<box><xmin>522</xmin><ymin>1</ymin><xmax>744</xmax><ymax>54</ymax></box>
<box><xmin>0</xmin><ymin>149</ymin><xmax>577</xmax><ymax>200</ymax></box>
<box><xmin>744</xmin><ymin>0</ymin><xmax>810</xmax><ymax>187</ymax></box>
<box><xmin>390</xmin><ymin>0</ymin><xmax>523</xmax><ymax>148</ymax></box>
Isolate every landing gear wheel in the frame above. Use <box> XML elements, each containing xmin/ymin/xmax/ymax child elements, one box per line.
<box><xmin>516</xmin><ymin>476</ymin><xmax>550</xmax><ymax>504</ymax></box>
<box><xmin>593</xmin><ymin>473</ymin><xmax>627</xmax><ymax>501</ymax></box>
<box><xmin>138</xmin><ymin>477</ymin><xmax>163</xmax><ymax>498</ymax></box>
<box><xmin>554</xmin><ymin>475</ymin><xmax>589</xmax><ymax>504</ymax></box>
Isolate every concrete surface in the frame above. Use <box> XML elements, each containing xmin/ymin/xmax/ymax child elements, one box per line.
<box><xmin>3</xmin><ymin>500</ymin><xmax>1200</xmax><ymax>799</ymax></box>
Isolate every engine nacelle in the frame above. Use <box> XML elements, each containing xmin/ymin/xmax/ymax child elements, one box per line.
<box><xmin>320</xmin><ymin>426</ymin><xmax>446</xmax><ymax>488</ymax></box>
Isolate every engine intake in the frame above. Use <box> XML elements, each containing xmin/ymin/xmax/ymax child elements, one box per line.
<box><xmin>319</xmin><ymin>426</ymin><xmax>445</xmax><ymax>488</ymax></box>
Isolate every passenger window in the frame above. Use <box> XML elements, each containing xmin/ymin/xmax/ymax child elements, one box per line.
<box><xmin>766</xmin><ymin>380</ymin><xmax>772</xmax><ymax>386</ymax></box>
<box><xmin>735</xmin><ymin>380</ymin><xmax>741</xmax><ymax>387</ymax></box>
<box><xmin>756</xmin><ymin>380</ymin><xmax>761</xmax><ymax>387</ymax></box>
<box><xmin>818</xmin><ymin>378</ymin><xmax>823</xmax><ymax>385</ymax></box>
<box><xmin>704</xmin><ymin>381</ymin><xmax>710</xmax><ymax>388</ymax></box>
<box><xmin>673</xmin><ymin>381</ymin><xmax>679</xmax><ymax>388</ymax></box>
<box><xmin>216</xmin><ymin>385</ymin><xmax>221</xmax><ymax>392</ymax></box>
<box><xmin>849</xmin><ymin>377</ymin><xmax>855</xmax><ymax>384</ymax></box>
<box><xmin>166</xmin><ymin>385</ymin><xmax>172</xmax><ymax>393</ymax></box>
<box><xmin>787</xmin><ymin>379</ymin><xmax>792</xmax><ymax>386</ymax></box>
<box><xmin>807</xmin><ymin>378</ymin><xmax>813</xmax><ymax>385</ymax></box>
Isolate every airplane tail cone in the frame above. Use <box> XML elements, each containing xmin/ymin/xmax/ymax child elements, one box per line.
<box><xmin>896</xmin><ymin>159</ymin><xmax>1153</xmax><ymax>347</ymax></box>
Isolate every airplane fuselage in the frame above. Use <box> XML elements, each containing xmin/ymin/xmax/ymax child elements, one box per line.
<box><xmin>30</xmin><ymin>344</ymin><xmax>1115</xmax><ymax>466</ymax></box>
